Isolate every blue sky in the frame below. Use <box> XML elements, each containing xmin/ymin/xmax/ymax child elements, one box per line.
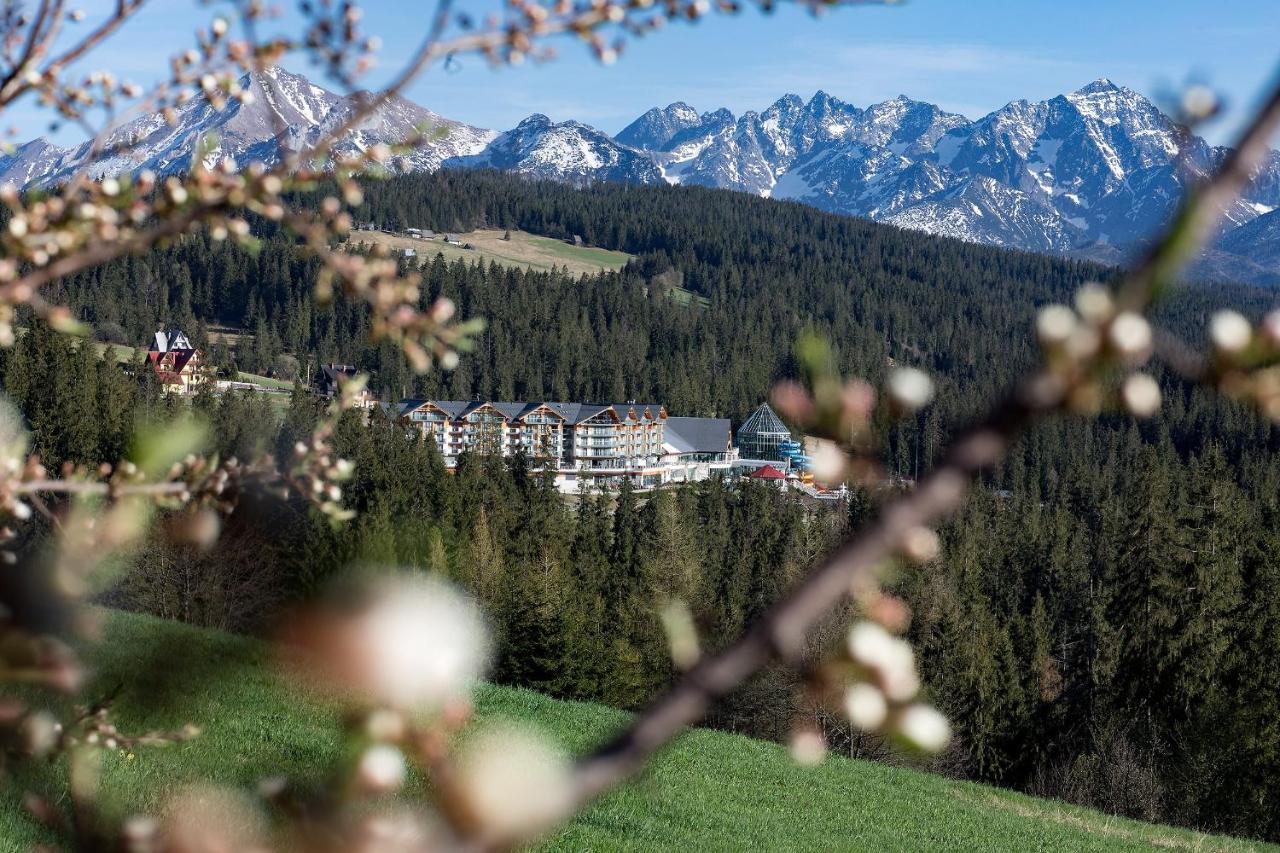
<box><xmin>20</xmin><ymin>0</ymin><xmax>1280</xmax><ymax>145</ymax></box>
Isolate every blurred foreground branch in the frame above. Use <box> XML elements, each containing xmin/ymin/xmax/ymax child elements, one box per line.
<box><xmin>556</xmin><ymin>66</ymin><xmax>1280</xmax><ymax>835</ymax></box>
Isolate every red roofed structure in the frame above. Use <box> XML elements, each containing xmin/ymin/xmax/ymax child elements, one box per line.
<box><xmin>748</xmin><ymin>464</ymin><xmax>786</xmax><ymax>481</ymax></box>
<box><xmin>147</xmin><ymin>328</ymin><xmax>209</xmax><ymax>395</ymax></box>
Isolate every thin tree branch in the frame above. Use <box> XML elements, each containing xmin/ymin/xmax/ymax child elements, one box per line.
<box><xmin>555</xmin><ymin>66</ymin><xmax>1280</xmax><ymax>836</ymax></box>
<box><xmin>1120</xmin><ymin>66</ymin><xmax>1280</xmax><ymax>308</ymax></box>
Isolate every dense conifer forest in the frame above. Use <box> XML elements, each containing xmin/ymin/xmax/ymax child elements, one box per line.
<box><xmin>7</xmin><ymin>172</ymin><xmax>1280</xmax><ymax>841</ymax></box>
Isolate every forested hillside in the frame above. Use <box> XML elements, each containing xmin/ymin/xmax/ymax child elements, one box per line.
<box><xmin>10</xmin><ymin>172</ymin><xmax>1280</xmax><ymax>842</ymax></box>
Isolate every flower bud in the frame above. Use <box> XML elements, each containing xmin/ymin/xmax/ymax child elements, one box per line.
<box><xmin>887</xmin><ymin>367</ymin><xmax>934</xmax><ymax>413</ymax></box>
<box><xmin>843</xmin><ymin>683</ymin><xmax>888</xmax><ymax>731</ymax></box>
<box><xmin>1181</xmin><ymin>84</ymin><xmax>1219</xmax><ymax>121</ymax></box>
<box><xmin>899</xmin><ymin>526</ymin><xmax>939</xmax><ymax>564</ymax></box>
<box><xmin>1035</xmin><ymin>304</ymin><xmax>1077</xmax><ymax>347</ymax></box>
<box><xmin>896</xmin><ymin>704</ymin><xmax>951</xmax><ymax>753</ymax></box>
<box><xmin>454</xmin><ymin>727</ymin><xmax>571</xmax><ymax>841</ymax></box>
<box><xmin>788</xmin><ymin>728</ymin><xmax>826</xmax><ymax>767</ymax></box>
<box><xmin>1121</xmin><ymin>373</ymin><xmax>1162</xmax><ymax>418</ymax></box>
<box><xmin>357</xmin><ymin>744</ymin><xmax>406</xmax><ymax>793</ymax></box>
<box><xmin>1107</xmin><ymin>312</ymin><xmax>1152</xmax><ymax>363</ymax></box>
<box><xmin>809</xmin><ymin>439</ymin><xmax>847</xmax><ymax>484</ymax></box>
<box><xmin>1209</xmin><ymin>310</ymin><xmax>1252</xmax><ymax>356</ymax></box>
<box><xmin>1074</xmin><ymin>282</ymin><xmax>1114</xmax><ymax>324</ymax></box>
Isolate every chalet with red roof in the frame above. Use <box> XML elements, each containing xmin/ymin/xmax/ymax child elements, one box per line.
<box><xmin>146</xmin><ymin>328</ymin><xmax>208</xmax><ymax>395</ymax></box>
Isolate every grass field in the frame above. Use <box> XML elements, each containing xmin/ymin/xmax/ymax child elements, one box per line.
<box><xmin>348</xmin><ymin>228</ymin><xmax>634</xmax><ymax>276</ymax></box>
<box><xmin>0</xmin><ymin>611</ymin><xmax>1270</xmax><ymax>851</ymax></box>
<box><xmin>234</xmin><ymin>370</ymin><xmax>295</xmax><ymax>391</ymax></box>
<box><xmin>668</xmin><ymin>284</ymin><xmax>711</xmax><ymax>309</ymax></box>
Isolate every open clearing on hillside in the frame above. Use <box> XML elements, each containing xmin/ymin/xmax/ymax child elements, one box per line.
<box><xmin>348</xmin><ymin>228</ymin><xmax>634</xmax><ymax>276</ymax></box>
<box><xmin>1</xmin><ymin>610</ymin><xmax>1270</xmax><ymax>852</ymax></box>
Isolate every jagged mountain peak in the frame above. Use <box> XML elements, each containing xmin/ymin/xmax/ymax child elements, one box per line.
<box><xmin>0</xmin><ymin>65</ymin><xmax>495</xmax><ymax>186</ymax></box>
<box><xmin>1</xmin><ymin>71</ymin><xmax>1277</xmax><ymax>285</ymax></box>
<box><xmin>1077</xmin><ymin>77</ymin><xmax>1119</xmax><ymax>93</ymax></box>
<box><xmin>614</xmin><ymin>101</ymin><xmax>703</xmax><ymax>149</ymax></box>
<box><xmin>518</xmin><ymin>113</ymin><xmax>554</xmax><ymax>127</ymax></box>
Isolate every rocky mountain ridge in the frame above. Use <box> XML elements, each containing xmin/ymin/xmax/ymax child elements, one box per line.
<box><xmin>3</xmin><ymin>69</ymin><xmax>1276</xmax><ymax>285</ymax></box>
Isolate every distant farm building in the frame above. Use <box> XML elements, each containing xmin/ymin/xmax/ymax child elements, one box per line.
<box><xmin>146</xmin><ymin>328</ymin><xmax>208</xmax><ymax>395</ymax></box>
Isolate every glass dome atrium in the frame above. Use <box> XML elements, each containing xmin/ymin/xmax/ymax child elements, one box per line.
<box><xmin>736</xmin><ymin>403</ymin><xmax>792</xmax><ymax>461</ymax></box>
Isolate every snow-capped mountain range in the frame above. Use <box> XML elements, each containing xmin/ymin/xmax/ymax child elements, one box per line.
<box><xmin>4</xmin><ymin>67</ymin><xmax>1278</xmax><ymax>285</ymax></box>
<box><xmin>0</xmin><ymin>67</ymin><xmax>496</xmax><ymax>187</ymax></box>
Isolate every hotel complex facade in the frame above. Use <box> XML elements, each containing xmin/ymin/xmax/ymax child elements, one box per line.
<box><xmin>396</xmin><ymin>399</ymin><xmax>737</xmax><ymax>491</ymax></box>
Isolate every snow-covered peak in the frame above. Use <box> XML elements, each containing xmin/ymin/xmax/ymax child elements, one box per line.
<box><xmin>2</xmin><ymin>72</ymin><xmax>1278</xmax><ymax>286</ymax></box>
<box><xmin>2</xmin><ymin>65</ymin><xmax>495</xmax><ymax>186</ymax></box>
<box><xmin>1077</xmin><ymin>77</ymin><xmax>1118</xmax><ymax>94</ymax></box>
<box><xmin>615</xmin><ymin>101</ymin><xmax>703</xmax><ymax>149</ymax></box>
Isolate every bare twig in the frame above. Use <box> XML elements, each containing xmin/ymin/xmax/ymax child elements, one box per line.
<box><xmin>555</xmin><ymin>68</ymin><xmax>1280</xmax><ymax>835</ymax></box>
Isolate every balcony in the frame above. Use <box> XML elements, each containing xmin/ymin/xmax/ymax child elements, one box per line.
<box><xmin>575</xmin><ymin>448</ymin><xmax>621</xmax><ymax>459</ymax></box>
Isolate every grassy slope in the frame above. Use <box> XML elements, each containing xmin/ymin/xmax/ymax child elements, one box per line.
<box><xmin>0</xmin><ymin>611</ymin><xmax>1270</xmax><ymax>852</ymax></box>
<box><xmin>348</xmin><ymin>228</ymin><xmax>633</xmax><ymax>276</ymax></box>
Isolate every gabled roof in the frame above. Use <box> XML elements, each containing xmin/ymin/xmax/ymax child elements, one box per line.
<box><xmin>395</xmin><ymin>399</ymin><xmax>670</xmax><ymax>426</ymax></box>
<box><xmin>609</xmin><ymin>402</ymin><xmax>666</xmax><ymax>422</ymax></box>
<box><xmin>148</xmin><ymin>347</ymin><xmax>198</xmax><ymax>378</ymax></box>
<box><xmin>149</xmin><ymin>328</ymin><xmax>194</xmax><ymax>354</ymax></box>
<box><xmin>664</xmin><ymin>417</ymin><xmax>732</xmax><ymax>454</ymax></box>
<box><xmin>315</xmin><ymin>363</ymin><xmax>361</xmax><ymax>393</ymax></box>
<box><xmin>321</xmin><ymin>363</ymin><xmax>359</xmax><ymax>381</ymax></box>
<box><xmin>546</xmin><ymin>402</ymin><xmax>615</xmax><ymax>425</ymax></box>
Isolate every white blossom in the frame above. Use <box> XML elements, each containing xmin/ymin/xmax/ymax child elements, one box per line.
<box><xmin>899</xmin><ymin>526</ymin><xmax>940</xmax><ymax>564</ymax></box>
<box><xmin>897</xmin><ymin>704</ymin><xmax>951</xmax><ymax>753</ymax></box>
<box><xmin>788</xmin><ymin>729</ymin><xmax>826</xmax><ymax>767</ymax></box>
<box><xmin>847</xmin><ymin>622</ymin><xmax>920</xmax><ymax>702</ymax></box>
<box><xmin>1035</xmin><ymin>304</ymin><xmax>1077</xmax><ymax>347</ymax></box>
<box><xmin>1108</xmin><ymin>312</ymin><xmax>1152</xmax><ymax>363</ymax></box>
<box><xmin>887</xmin><ymin>367</ymin><xmax>934</xmax><ymax>413</ymax></box>
<box><xmin>1210</xmin><ymin>310</ymin><xmax>1252</xmax><ymax>356</ymax></box>
<box><xmin>455</xmin><ymin>726</ymin><xmax>572</xmax><ymax>841</ymax></box>
<box><xmin>1121</xmin><ymin>373</ymin><xmax>1162</xmax><ymax>418</ymax></box>
<box><xmin>339</xmin><ymin>576</ymin><xmax>489</xmax><ymax>710</ymax></box>
<box><xmin>809</xmin><ymin>438</ymin><xmax>847</xmax><ymax>484</ymax></box>
<box><xmin>1181</xmin><ymin>84</ymin><xmax>1219</xmax><ymax>121</ymax></box>
<box><xmin>1074</xmin><ymin>282</ymin><xmax>1114</xmax><ymax>325</ymax></box>
<box><xmin>357</xmin><ymin>744</ymin><xmax>407</xmax><ymax>793</ymax></box>
<box><xmin>843</xmin><ymin>683</ymin><xmax>888</xmax><ymax>731</ymax></box>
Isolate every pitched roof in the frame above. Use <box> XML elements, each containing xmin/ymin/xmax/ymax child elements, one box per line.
<box><xmin>664</xmin><ymin>417</ymin><xmax>732</xmax><ymax>454</ymax></box>
<box><xmin>148</xmin><ymin>347</ymin><xmax>198</xmax><ymax>380</ymax></box>
<box><xmin>738</xmin><ymin>402</ymin><xmax>790</xmax><ymax>438</ymax></box>
<box><xmin>321</xmin><ymin>363</ymin><xmax>359</xmax><ymax>381</ymax></box>
<box><xmin>608</xmin><ymin>403</ymin><xmax>666</xmax><ymax>421</ymax></box>
<box><xmin>149</xmin><ymin>328</ymin><xmax>194</xmax><ymax>354</ymax></box>
<box><xmin>748</xmin><ymin>464</ymin><xmax>786</xmax><ymax>480</ymax></box>
<box><xmin>396</xmin><ymin>399</ymin><xmax>669</xmax><ymax>425</ymax></box>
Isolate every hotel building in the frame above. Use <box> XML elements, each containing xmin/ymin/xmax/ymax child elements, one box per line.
<box><xmin>396</xmin><ymin>399</ymin><xmax>736</xmax><ymax>491</ymax></box>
